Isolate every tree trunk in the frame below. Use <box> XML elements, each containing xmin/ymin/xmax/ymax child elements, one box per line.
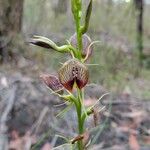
<box><xmin>0</xmin><ymin>0</ymin><xmax>24</xmax><ymax>63</ymax></box>
<box><xmin>134</xmin><ymin>0</ymin><xmax>144</xmax><ymax>67</ymax></box>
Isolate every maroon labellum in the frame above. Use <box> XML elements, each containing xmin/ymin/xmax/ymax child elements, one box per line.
<box><xmin>58</xmin><ymin>59</ymin><xmax>89</xmax><ymax>92</ymax></box>
<box><xmin>40</xmin><ymin>74</ymin><xmax>64</xmax><ymax>94</ymax></box>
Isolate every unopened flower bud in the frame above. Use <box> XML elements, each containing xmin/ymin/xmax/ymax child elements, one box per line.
<box><xmin>40</xmin><ymin>74</ymin><xmax>63</xmax><ymax>94</ymax></box>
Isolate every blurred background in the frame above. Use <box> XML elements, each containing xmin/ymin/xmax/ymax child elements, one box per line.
<box><xmin>0</xmin><ymin>0</ymin><xmax>150</xmax><ymax>149</ymax></box>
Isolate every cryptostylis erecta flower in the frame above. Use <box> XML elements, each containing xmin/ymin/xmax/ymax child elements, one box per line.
<box><xmin>70</xmin><ymin>33</ymin><xmax>93</xmax><ymax>60</ymax></box>
<box><xmin>58</xmin><ymin>59</ymin><xmax>89</xmax><ymax>92</ymax></box>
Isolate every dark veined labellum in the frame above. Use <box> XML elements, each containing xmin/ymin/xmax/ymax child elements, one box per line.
<box><xmin>40</xmin><ymin>74</ymin><xmax>64</xmax><ymax>94</ymax></box>
<box><xmin>58</xmin><ymin>59</ymin><xmax>89</xmax><ymax>92</ymax></box>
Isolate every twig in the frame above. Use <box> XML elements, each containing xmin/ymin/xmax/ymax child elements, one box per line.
<box><xmin>51</xmin><ymin>135</ymin><xmax>58</xmax><ymax>147</ymax></box>
<box><xmin>30</xmin><ymin>106</ymin><xmax>49</xmax><ymax>134</ymax></box>
<box><xmin>0</xmin><ymin>85</ymin><xmax>17</xmax><ymax>150</ymax></box>
<box><xmin>49</xmin><ymin>118</ymin><xmax>76</xmax><ymax>137</ymax></box>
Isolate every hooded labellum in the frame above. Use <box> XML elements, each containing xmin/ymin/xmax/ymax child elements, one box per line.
<box><xmin>40</xmin><ymin>74</ymin><xmax>64</xmax><ymax>94</ymax></box>
<box><xmin>58</xmin><ymin>59</ymin><xmax>89</xmax><ymax>92</ymax></box>
<box><xmin>69</xmin><ymin>33</ymin><xmax>93</xmax><ymax>60</ymax></box>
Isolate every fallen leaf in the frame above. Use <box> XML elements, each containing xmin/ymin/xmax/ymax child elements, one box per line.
<box><xmin>41</xmin><ymin>142</ymin><xmax>52</xmax><ymax>150</ymax></box>
<box><xmin>129</xmin><ymin>133</ymin><xmax>140</xmax><ymax>150</ymax></box>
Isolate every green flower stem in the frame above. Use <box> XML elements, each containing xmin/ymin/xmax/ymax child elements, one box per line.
<box><xmin>72</xmin><ymin>0</ymin><xmax>85</xmax><ymax>149</ymax></box>
<box><xmin>77</xmin><ymin>89</ymin><xmax>84</xmax><ymax>133</ymax></box>
<box><xmin>70</xmin><ymin>94</ymin><xmax>83</xmax><ymax>150</ymax></box>
<box><xmin>76</xmin><ymin>88</ymin><xmax>84</xmax><ymax>150</ymax></box>
<box><xmin>72</xmin><ymin>0</ymin><xmax>83</xmax><ymax>60</ymax></box>
<box><xmin>68</xmin><ymin>45</ymin><xmax>79</xmax><ymax>58</ymax></box>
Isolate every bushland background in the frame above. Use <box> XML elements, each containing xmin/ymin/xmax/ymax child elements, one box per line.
<box><xmin>0</xmin><ymin>0</ymin><xmax>150</xmax><ymax>149</ymax></box>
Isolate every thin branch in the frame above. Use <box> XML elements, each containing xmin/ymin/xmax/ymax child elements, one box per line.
<box><xmin>0</xmin><ymin>85</ymin><xmax>17</xmax><ymax>150</ymax></box>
